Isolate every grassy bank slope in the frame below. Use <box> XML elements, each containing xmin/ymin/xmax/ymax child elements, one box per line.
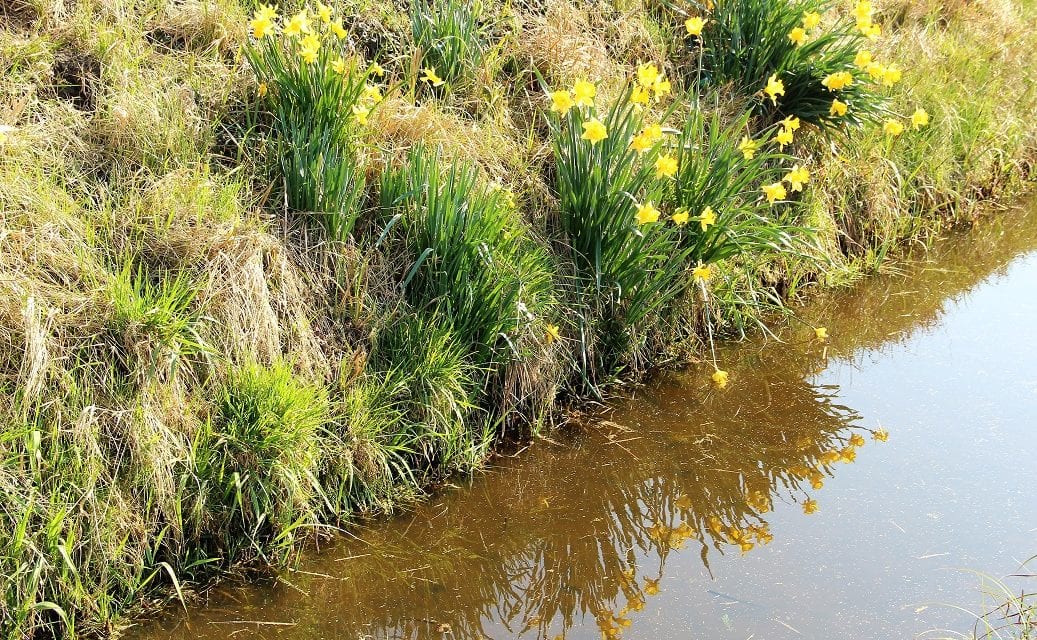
<box><xmin>1</xmin><ymin>0</ymin><xmax>1035</xmax><ymax>636</ymax></box>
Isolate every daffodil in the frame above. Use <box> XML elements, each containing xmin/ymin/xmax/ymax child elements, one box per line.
<box><xmin>331</xmin><ymin>56</ymin><xmax>348</xmax><ymax>74</ymax></box>
<box><xmin>911</xmin><ymin>107</ymin><xmax>930</xmax><ymax>129</ymax></box>
<box><xmin>810</xmin><ymin>473</ymin><xmax>824</xmax><ymax>490</ymax></box>
<box><xmin>782</xmin><ymin>115</ymin><xmax>801</xmax><ymax>131</ymax></box>
<box><xmin>283</xmin><ymin>10</ymin><xmax>311</xmax><ymax>37</ymax></box>
<box><xmin>860</xmin><ymin>20</ymin><xmax>881</xmax><ymax>38</ymax></box>
<box><xmin>830</xmin><ymin>98</ymin><xmax>848</xmax><ymax>117</ymax></box>
<box><xmin>316</xmin><ymin>2</ymin><xmax>333</xmax><ymax>23</ymax></box>
<box><xmin>637</xmin><ymin>63</ymin><xmax>660</xmax><ymax>88</ymax></box>
<box><xmin>545</xmin><ymin>323</ymin><xmax>561</xmax><ymax>344</ymax></box>
<box><xmin>582</xmin><ymin>118</ymin><xmax>608</xmax><ymax>144</ymax></box>
<box><xmin>630</xmin><ymin>132</ymin><xmax>653</xmax><ymax>154</ymax></box>
<box><xmin>255</xmin><ymin>4</ymin><xmax>278</xmax><ymax>21</ymax></box>
<box><xmin>854</xmin><ymin>0</ymin><xmax>873</xmax><ymax>22</ymax></box>
<box><xmin>644</xmin><ymin>579</ymin><xmax>660</xmax><ymax>596</ymax></box>
<box><xmin>695</xmin><ymin>263</ymin><xmax>713</xmax><ymax>282</ymax></box>
<box><xmin>352</xmin><ymin>104</ymin><xmax>370</xmax><ymax>125</ymax></box>
<box><xmin>655</xmin><ymin>154</ymin><xmax>678</xmax><ymax>178</ymax></box>
<box><xmin>642</xmin><ymin>123</ymin><xmax>664</xmax><ymax>143</ymax></box>
<box><xmin>802</xmin><ymin>11</ymin><xmax>821</xmax><ymax>29</ymax></box>
<box><xmin>298</xmin><ymin>35</ymin><xmax>320</xmax><ymax>64</ymax></box>
<box><xmin>821</xmin><ymin>71</ymin><xmax>854</xmax><ymax>91</ymax></box>
<box><xmin>573</xmin><ymin>79</ymin><xmax>596</xmax><ymax>106</ymax></box>
<box><xmin>789</xmin><ymin>27</ymin><xmax>807</xmax><ymax>45</ymax></box>
<box><xmin>631</xmin><ymin>84</ymin><xmax>651</xmax><ymax>107</ymax></box>
<box><xmin>849</xmin><ymin>433</ymin><xmax>866</xmax><ymax>447</ymax></box>
<box><xmin>873</xmin><ymin>429</ymin><xmax>889</xmax><ymax>442</ymax></box>
<box><xmin>699</xmin><ymin>206</ymin><xmax>716</xmax><ymax>231</ymax></box>
<box><xmin>685</xmin><ymin>16</ymin><xmax>706</xmax><ymax>37</ymax></box>
<box><xmin>331</xmin><ymin>18</ymin><xmax>347</xmax><ymax>39</ymax></box>
<box><xmin>250</xmin><ymin>14</ymin><xmax>275</xmax><ymax>38</ymax></box>
<box><xmin>776</xmin><ymin>126</ymin><xmax>794</xmax><ymax>149</ymax></box>
<box><xmin>422</xmin><ymin>66</ymin><xmax>445</xmax><ymax>86</ymax></box>
<box><xmin>363</xmin><ymin>84</ymin><xmax>383</xmax><ymax>104</ymax></box>
<box><xmin>785</xmin><ymin>164</ymin><xmax>810</xmax><ymax>192</ymax></box>
<box><xmin>710</xmin><ymin>368</ymin><xmax>728</xmax><ymax>387</ymax></box>
<box><xmin>550</xmin><ymin>90</ymin><xmax>574</xmax><ymax>115</ymax></box>
<box><xmin>803</xmin><ymin>498</ymin><xmax>819</xmax><ymax>514</ymax></box>
<box><xmin>820</xmin><ymin>450</ymin><xmax>841</xmax><ymax>464</ymax></box>
<box><xmin>839</xmin><ymin>446</ymin><xmax>857</xmax><ymax>463</ymax></box>
<box><xmin>672</xmin><ymin>208</ymin><xmax>689</xmax><ymax>225</ymax></box>
<box><xmin>814</xmin><ymin>325</ymin><xmax>827</xmax><ymax>340</ymax></box>
<box><xmin>257</xmin><ymin>82</ymin><xmax>268</xmax><ymax>98</ymax></box>
<box><xmin>763</xmin><ymin>181</ymin><xmax>787</xmax><ymax>204</ymax></box>
<box><xmin>854</xmin><ymin>49</ymin><xmax>873</xmax><ymax>69</ymax></box>
<box><xmin>370</xmin><ymin>61</ymin><xmax>385</xmax><ymax>77</ymax></box>
<box><xmin>653</xmin><ymin>76</ymin><xmax>671</xmax><ymax>99</ymax></box>
<box><xmin>738</xmin><ymin>136</ymin><xmax>758</xmax><ymax>159</ymax></box>
<box><xmin>764</xmin><ymin>73</ymin><xmax>785</xmax><ymax>105</ymax></box>
<box><xmin>636</xmin><ymin>201</ymin><xmax>661</xmax><ymax>225</ymax></box>
<box><xmin>883</xmin><ymin>119</ymin><xmax>904</xmax><ymax>136</ymax></box>
<box><xmin>866</xmin><ymin>61</ymin><xmax>886</xmax><ymax>80</ymax></box>
<box><xmin>880</xmin><ymin>64</ymin><xmax>902</xmax><ymax>86</ymax></box>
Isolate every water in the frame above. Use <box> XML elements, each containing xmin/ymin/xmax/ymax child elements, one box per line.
<box><xmin>133</xmin><ymin>204</ymin><xmax>1037</xmax><ymax>640</ymax></box>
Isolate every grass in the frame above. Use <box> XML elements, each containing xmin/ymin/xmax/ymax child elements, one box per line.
<box><xmin>0</xmin><ymin>0</ymin><xmax>1035</xmax><ymax>636</ymax></box>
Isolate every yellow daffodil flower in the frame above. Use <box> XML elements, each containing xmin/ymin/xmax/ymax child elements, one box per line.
<box><xmin>866</xmin><ymin>61</ymin><xmax>886</xmax><ymax>80</ymax></box>
<box><xmin>672</xmin><ymin>208</ymin><xmax>690</xmax><ymax>225</ymax></box>
<box><xmin>839</xmin><ymin>446</ymin><xmax>857</xmax><ymax>462</ymax></box>
<box><xmin>653</xmin><ymin>76</ymin><xmax>671</xmax><ymax>99</ymax></box>
<box><xmin>695</xmin><ymin>263</ymin><xmax>714</xmax><ymax>282</ymax></box>
<box><xmin>738</xmin><ymin>136</ymin><xmax>758</xmax><ymax>159</ymax></box>
<box><xmin>299</xmin><ymin>39</ymin><xmax>320</xmax><ymax>64</ymax></box>
<box><xmin>256</xmin><ymin>4</ymin><xmax>278</xmax><ymax>21</ymax></box>
<box><xmin>854</xmin><ymin>49</ymin><xmax>873</xmax><ymax>69</ymax></box>
<box><xmin>764</xmin><ymin>73</ymin><xmax>785</xmax><ymax>105</ymax></box>
<box><xmin>803</xmin><ymin>498</ymin><xmax>819</xmax><ymax>514</ymax></box>
<box><xmin>257</xmin><ymin>82</ymin><xmax>268</xmax><ymax>97</ymax></box>
<box><xmin>631</xmin><ymin>84</ymin><xmax>651</xmax><ymax>106</ymax></box>
<box><xmin>655</xmin><ymin>154</ymin><xmax>678</xmax><ymax>178</ymax></box>
<box><xmin>849</xmin><ymin>433</ymin><xmax>866</xmax><ymax>447</ymax></box>
<box><xmin>422</xmin><ymin>66</ymin><xmax>445</xmax><ymax>86</ymax></box>
<box><xmin>363</xmin><ymin>84</ymin><xmax>383</xmax><ymax>104</ymax></box>
<box><xmin>699</xmin><ymin>206</ymin><xmax>717</xmax><ymax>231</ymax></box>
<box><xmin>821</xmin><ymin>450</ymin><xmax>841</xmax><ymax>464</ymax></box>
<box><xmin>644</xmin><ymin>579</ymin><xmax>660</xmax><ymax>596</ymax></box>
<box><xmin>789</xmin><ymin>27</ymin><xmax>807</xmax><ymax>45</ymax></box>
<box><xmin>814</xmin><ymin>325</ymin><xmax>827</xmax><ymax>340</ymax></box>
<box><xmin>911</xmin><ymin>107</ymin><xmax>930</xmax><ymax>129</ymax></box>
<box><xmin>810</xmin><ymin>473</ymin><xmax>824</xmax><ymax>490</ymax></box>
<box><xmin>860</xmin><ymin>20</ymin><xmax>881</xmax><ymax>38</ymax></box>
<box><xmin>316</xmin><ymin>2</ymin><xmax>333</xmax><ymax>23</ymax></box>
<box><xmin>370</xmin><ymin>62</ymin><xmax>385</xmax><ymax>77</ymax></box>
<box><xmin>581</xmin><ymin>117</ymin><xmax>608</xmax><ymax>144</ymax></box>
<box><xmin>776</xmin><ymin>126</ymin><xmax>794</xmax><ymax>149</ymax></box>
<box><xmin>782</xmin><ymin>115</ymin><xmax>801</xmax><ymax>131</ymax></box>
<box><xmin>763</xmin><ymin>181</ymin><xmax>787</xmax><ymax>203</ymax></box>
<box><xmin>636</xmin><ymin>201</ymin><xmax>661</xmax><ymax>224</ymax></box>
<box><xmin>637</xmin><ymin>63</ymin><xmax>660</xmax><ymax>88</ymax></box>
<box><xmin>685</xmin><ymin>16</ymin><xmax>706</xmax><ymax>37</ymax></box>
<box><xmin>630</xmin><ymin>132</ymin><xmax>653</xmax><ymax>154</ymax></box>
<box><xmin>331</xmin><ymin>18</ymin><xmax>347</xmax><ymax>39</ymax></box>
<box><xmin>545</xmin><ymin>323</ymin><xmax>561</xmax><ymax>344</ymax></box>
<box><xmin>284</xmin><ymin>10</ymin><xmax>311</xmax><ymax>37</ymax></box>
<box><xmin>331</xmin><ymin>57</ymin><xmax>348</xmax><ymax>74</ymax></box>
<box><xmin>873</xmin><ymin>429</ymin><xmax>889</xmax><ymax>442</ymax></box>
<box><xmin>710</xmin><ymin>368</ymin><xmax>728</xmax><ymax>387</ymax></box>
<box><xmin>786</xmin><ymin>164</ymin><xmax>810</xmax><ymax>192</ymax></box>
<box><xmin>573</xmin><ymin>79</ymin><xmax>596</xmax><ymax>106</ymax></box>
<box><xmin>883</xmin><ymin>119</ymin><xmax>904</xmax><ymax>136</ymax></box>
<box><xmin>550</xmin><ymin>90</ymin><xmax>575</xmax><ymax>115</ymax></box>
<box><xmin>880</xmin><ymin>63</ymin><xmax>902</xmax><ymax>86</ymax></box>
<box><xmin>830</xmin><ymin>98</ymin><xmax>848</xmax><ymax>117</ymax></box>
<box><xmin>854</xmin><ymin>0</ymin><xmax>873</xmax><ymax>21</ymax></box>
<box><xmin>642</xmin><ymin>123</ymin><xmax>664</xmax><ymax>143</ymax></box>
<box><xmin>802</xmin><ymin>11</ymin><xmax>821</xmax><ymax>29</ymax></box>
<box><xmin>821</xmin><ymin>71</ymin><xmax>853</xmax><ymax>91</ymax></box>
<box><xmin>352</xmin><ymin>104</ymin><xmax>370</xmax><ymax>125</ymax></box>
<box><xmin>250</xmin><ymin>14</ymin><xmax>275</xmax><ymax>38</ymax></box>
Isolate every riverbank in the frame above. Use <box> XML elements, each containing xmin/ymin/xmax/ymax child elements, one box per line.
<box><xmin>1</xmin><ymin>0</ymin><xmax>1036</xmax><ymax>637</ymax></box>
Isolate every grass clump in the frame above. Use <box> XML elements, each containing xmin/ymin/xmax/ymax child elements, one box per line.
<box><xmin>410</xmin><ymin>0</ymin><xmax>490</xmax><ymax>95</ymax></box>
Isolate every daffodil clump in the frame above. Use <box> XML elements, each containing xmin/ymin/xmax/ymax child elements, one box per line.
<box><xmin>244</xmin><ymin>3</ymin><xmax>386</xmax><ymax>240</ymax></box>
<box><xmin>692</xmin><ymin>0</ymin><xmax>893</xmax><ymax>129</ymax></box>
<box><xmin>547</xmin><ymin>71</ymin><xmax>698</xmax><ymax>380</ymax></box>
<box><xmin>411</xmin><ymin>0</ymin><xmax>489</xmax><ymax>96</ymax></box>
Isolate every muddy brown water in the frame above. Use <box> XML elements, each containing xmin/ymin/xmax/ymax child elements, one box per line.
<box><xmin>132</xmin><ymin>203</ymin><xmax>1037</xmax><ymax>640</ymax></box>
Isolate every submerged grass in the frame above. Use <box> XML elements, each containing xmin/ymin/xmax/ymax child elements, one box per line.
<box><xmin>0</xmin><ymin>0</ymin><xmax>1035</xmax><ymax>636</ymax></box>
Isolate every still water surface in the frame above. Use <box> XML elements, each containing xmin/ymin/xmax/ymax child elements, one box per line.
<box><xmin>135</xmin><ymin>205</ymin><xmax>1037</xmax><ymax>640</ymax></box>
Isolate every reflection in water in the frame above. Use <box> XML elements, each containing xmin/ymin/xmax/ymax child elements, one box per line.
<box><xmin>132</xmin><ymin>203</ymin><xmax>1037</xmax><ymax>640</ymax></box>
